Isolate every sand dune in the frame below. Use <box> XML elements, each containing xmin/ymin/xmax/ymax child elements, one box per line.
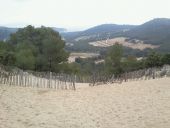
<box><xmin>0</xmin><ymin>78</ymin><xmax>170</xmax><ymax>128</ymax></box>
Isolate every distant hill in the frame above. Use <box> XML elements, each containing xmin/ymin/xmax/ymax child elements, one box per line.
<box><xmin>63</xmin><ymin>18</ymin><xmax>170</xmax><ymax>43</ymax></box>
<box><xmin>124</xmin><ymin>18</ymin><xmax>170</xmax><ymax>44</ymax></box>
<box><xmin>0</xmin><ymin>27</ymin><xmax>18</xmax><ymax>41</ymax></box>
<box><xmin>63</xmin><ymin>18</ymin><xmax>170</xmax><ymax>53</ymax></box>
<box><xmin>62</xmin><ymin>24</ymin><xmax>136</xmax><ymax>42</ymax></box>
<box><xmin>83</xmin><ymin>24</ymin><xmax>136</xmax><ymax>35</ymax></box>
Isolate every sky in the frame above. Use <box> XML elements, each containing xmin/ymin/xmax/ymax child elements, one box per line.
<box><xmin>0</xmin><ymin>0</ymin><xmax>170</xmax><ymax>31</ymax></box>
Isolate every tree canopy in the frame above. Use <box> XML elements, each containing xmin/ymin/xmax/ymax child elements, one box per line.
<box><xmin>105</xmin><ymin>43</ymin><xmax>123</xmax><ymax>76</ymax></box>
<box><xmin>0</xmin><ymin>25</ymin><xmax>69</xmax><ymax>72</ymax></box>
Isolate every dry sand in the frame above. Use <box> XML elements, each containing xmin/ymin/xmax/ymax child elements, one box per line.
<box><xmin>0</xmin><ymin>78</ymin><xmax>170</xmax><ymax>128</ymax></box>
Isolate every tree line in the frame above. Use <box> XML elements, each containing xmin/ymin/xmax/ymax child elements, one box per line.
<box><xmin>74</xmin><ymin>43</ymin><xmax>170</xmax><ymax>78</ymax></box>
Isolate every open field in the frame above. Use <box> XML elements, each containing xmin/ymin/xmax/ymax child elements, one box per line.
<box><xmin>68</xmin><ymin>52</ymin><xmax>99</xmax><ymax>63</ymax></box>
<box><xmin>0</xmin><ymin>78</ymin><xmax>170</xmax><ymax>128</ymax></box>
<box><xmin>89</xmin><ymin>37</ymin><xmax>159</xmax><ymax>50</ymax></box>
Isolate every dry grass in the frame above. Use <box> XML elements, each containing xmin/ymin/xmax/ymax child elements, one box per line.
<box><xmin>0</xmin><ymin>77</ymin><xmax>170</xmax><ymax>128</ymax></box>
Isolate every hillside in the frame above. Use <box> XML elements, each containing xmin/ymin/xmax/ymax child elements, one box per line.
<box><xmin>124</xmin><ymin>18</ymin><xmax>170</xmax><ymax>44</ymax></box>
<box><xmin>63</xmin><ymin>24</ymin><xmax>136</xmax><ymax>42</ymax></box>
<box><xmin>63</xmin><ymin>18</ymin><xmax>170</xmax><ymax>44</ymax></box>
<box><xmin>83</xmin><ymin>24</ymin><xmax>135</xmax><ymax>35</ymax></box>
<box><xmin>89</xmin><ymin>37</ymin><xmax>159</xmax><ymax>50</ymax></box>
<box><xmin>63</xmin><ymin>18</ymin><xmax>170</xmax><ymax>54</ymax></box>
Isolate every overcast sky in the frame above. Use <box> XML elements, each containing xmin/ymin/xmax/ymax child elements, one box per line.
<box><xmin>0</xmin><ymin>0</ymin><xmax>170</xmax><ymax>30</ymax></box>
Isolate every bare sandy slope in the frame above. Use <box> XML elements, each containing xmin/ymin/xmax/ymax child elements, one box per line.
<box><xmin>68</xmin><ymin>52</ymin><xmax>99</xmax><ymax>63</ymax></box>
<box><xmin>0</xmin><ymin>78</ymin><xmax>170</xmax><ymax>128</ymax></box>
<box><xmin>89</xmin><ymin>37</ymin><xmax>159</xmax><ymax>50</ymax></box>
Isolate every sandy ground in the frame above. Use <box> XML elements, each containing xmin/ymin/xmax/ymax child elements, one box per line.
<box><xmin>0</xmin><ymin>78</ymin><xmax>170</xmax><ymax>128</ymax></box>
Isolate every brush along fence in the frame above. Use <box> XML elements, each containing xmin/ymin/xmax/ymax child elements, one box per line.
<box><xmin>90</xmin><ymin>65</ymin><xmax>170</xmax><ymax>86</ymax></box>
<box><xmin>119</xmin><ymin>65</ymin><xmax>170</xmax><ymax>82</ymax></box>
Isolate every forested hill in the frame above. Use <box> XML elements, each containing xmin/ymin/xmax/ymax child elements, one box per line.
<box><xmin>124</xmin><ymin>18</ymin><xmax>170</xmax><ymax>44</ymax></box>
<box><xmin>62</xmin><ymin>18</ymin><xmax>170</xmax><ymax>53</ymax></box>
<box><xmin>63</xmin><ymin>18</ymin><xmax>170</xmax><ymax>43</ymax></box>
<box><xmin>1</xmin><ymin>18</ymin><xmax>170</xmax><ymax>44</ymax></box>
<box><xmin>62</xmin><ymin>24</ymin><xmax>136</xmax><ymax>42</ymax></box>
<box><xmin>83</xmin><ymin>24</ymin><xmax>136</xmax><ymax>35</ymax></box>
<box><xmin>0</xmin><ymin>27</ymin><xmax>18</xmax><ymax>41</ymax></box>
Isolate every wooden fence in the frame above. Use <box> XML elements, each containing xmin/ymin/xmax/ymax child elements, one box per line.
<box><xmin>90</xmin><ymin>65</ymin><xmax>170</xmax><ymax>86</ymax></box>
<box><xmin>0</xmin><ymin>67</ymin><xmax>76</xmax><ymax>90</ymax></box>
<box><xmin>119</xmin><ymin>65</ymin><xmax>170</xmax><ymax>82</ymax></box>
<box><xmin>1</xmin><ymin>65</ymin><xmax>170</xmax><ymax>89</ymax></box>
